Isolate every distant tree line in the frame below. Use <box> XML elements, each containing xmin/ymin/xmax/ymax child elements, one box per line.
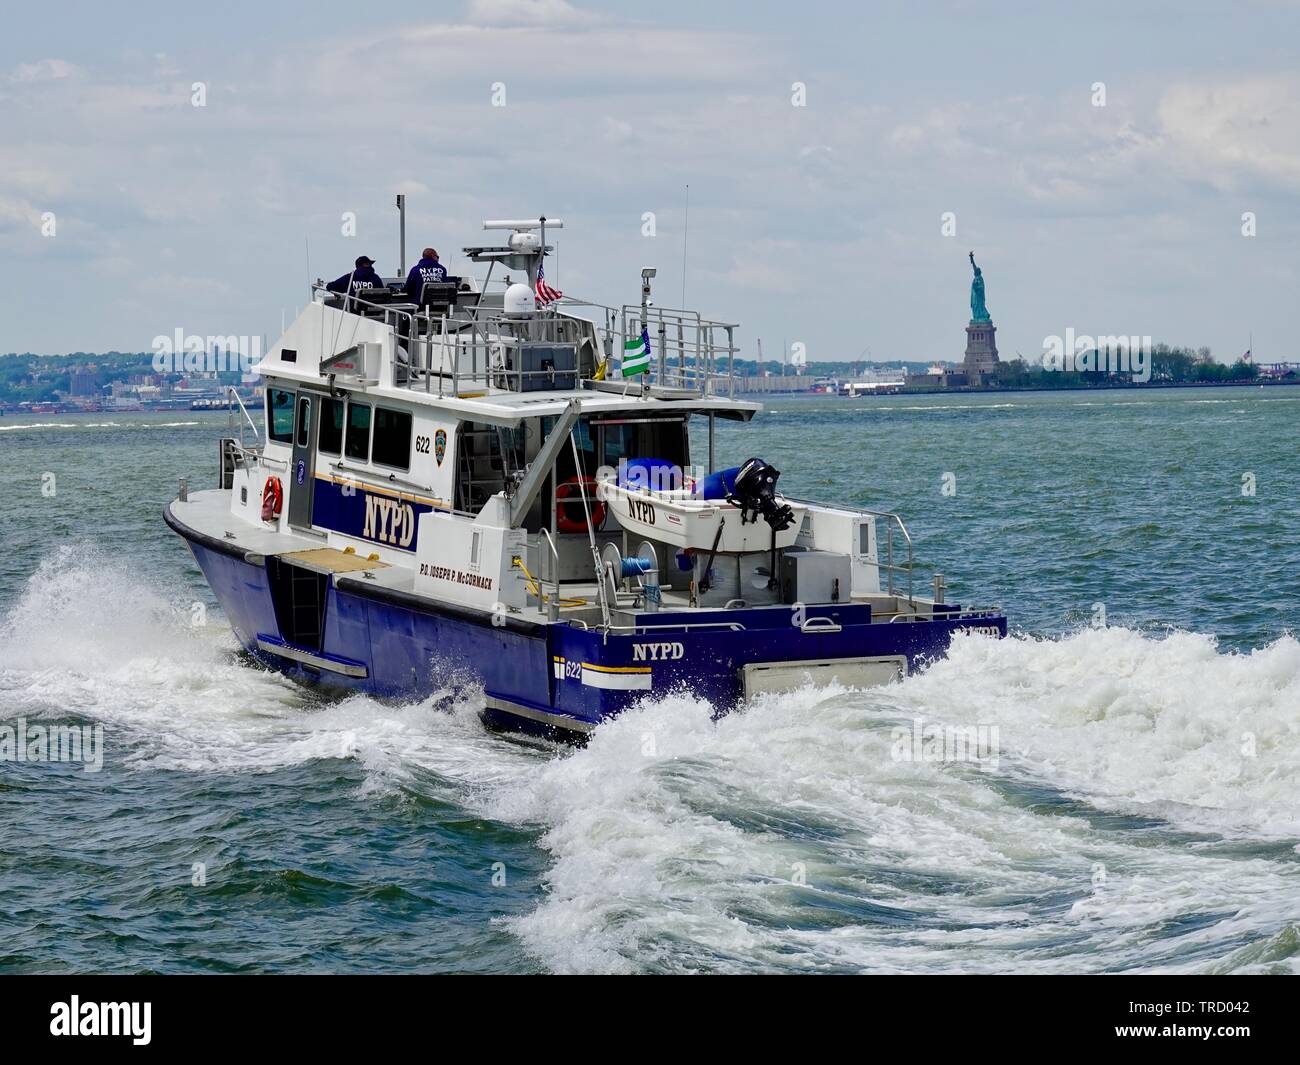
<box><xmin>721</xmin><ymin>358</ymin><xmax>933</xmax><ymax>377</ymax></box>
<box><xmin>993</xmin><ymin>344</ymin><xmax>1257</xmax><ymax>388</ymax></box>
<box><xmin>0</xmin><ymin>351</ymin><xmax>155</xmax><ymax>404</ymax></box>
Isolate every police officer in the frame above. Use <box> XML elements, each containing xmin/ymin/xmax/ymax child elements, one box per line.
<box><xmin>404</xmin><ymin>248</ymin><xmax>449</xmax><ymax>300</ymax></box>
<box><xmin>326</xmin><ymin>255</ymin><xmax>384</xmax><ymax>294</ymax></box>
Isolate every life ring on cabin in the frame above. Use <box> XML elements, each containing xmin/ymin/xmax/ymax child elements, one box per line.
<box><xmin>261</xmin><ymin>476</ymin><xmax>284</xmax><ymax>522</ymax></box>
<box><xmin>555</xmin><ymin>476</ymin><xmax>606</xmax><ymax>534</ymax></box>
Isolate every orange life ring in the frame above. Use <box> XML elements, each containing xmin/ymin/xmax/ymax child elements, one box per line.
<box><xmin>261</xmin><ymin>476</ymin><xmax>284</xmax><ymax>522</ymax></box>
<box><xmin>556</xmin><ymin>476</ymin><xmax>605</xmax><ymax>534</ymax></box>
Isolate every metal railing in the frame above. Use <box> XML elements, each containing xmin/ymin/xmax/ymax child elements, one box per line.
<box><xmin>225</xmin><ymin>386</ymin><xmax>260</xmax><ymax>450</ymax></box>
<box><xmin>537</xmin><ymin>528</ymin><xmax>563</xmax><ymax>621</ymax></box>
<box><xmin>789</xmin><ymin>499</ymin><xmax>915</xmax><ymax>604</ymax></box>
<box><xmin>312</xmin><ymin>282</ymin><xmax>739</xmax><ymax>400</ymax></box>
<box><xmin>562</xmin><ymin>299</ymin><xmax>738</xmax><ymax>397</ymax></box>
<box><xmin>873</xmin><ymin>509</ymin><xmax>915</xmax><ymax>604</ymax></box>
<box><xmin>412</xmin><ymin>313</ymin><xmax>593</xmax><ymax>397</ymax></box>
<box><xmin>623</xmin><ymin>303</ymin><xmax>737</xmax><ymax>397</ymax></box>
<box><xmin>604</xmin><ymin>619</ymin><xmax>747</xmax><ymax>634</ymax></box>
<box><xmin>222</xmin><ymin>438</ymin><xmax>286</xmax><ymax>472</ymax></box>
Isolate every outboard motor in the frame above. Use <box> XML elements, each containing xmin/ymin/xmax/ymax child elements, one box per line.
<box><xmin>729</xmin><ymin>457</ymin><xmax>796</xmax><ymax>590</ymax></box>
<box><xmin>730</xmin><ymin>457</ymin><xmax>795</xmax><ymax>532</ymax></box>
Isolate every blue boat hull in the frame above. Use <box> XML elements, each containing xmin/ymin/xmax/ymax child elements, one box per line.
<box><xmin>167</xmin><ymin>506</ymin><xmax>1007</xmax><ymax>737</ymax></box>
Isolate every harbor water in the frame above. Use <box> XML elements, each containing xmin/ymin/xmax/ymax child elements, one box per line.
<box><xmin>1</xmin><ymin>387</ymin><xmax>1298</xmax><ymax>973</ymax></box>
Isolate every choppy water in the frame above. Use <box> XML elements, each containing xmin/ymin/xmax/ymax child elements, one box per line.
<box><xmin>1</xmin><ymin>388</ymin><xmax>1298</xmax><ymax>973</ymax></box>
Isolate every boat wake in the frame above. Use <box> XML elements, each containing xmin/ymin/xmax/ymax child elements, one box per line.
<box><xmin>489</xmin><ymin>627</ymin><xmax>1300</xmax><ymax>973</ymax></box>
<box><xmin>3</xmin><ymin>547</ymin><xmax>1297</xmax><ymax>973</ymax></box>
<box><xmin>0</xmin><ymin>545</ymin><xmax>545</xmax><ymax>796</ymax></box>
<box><xmin>0</xmin><ymin>420</ymin><xmax>202</xmax><ymax>433</ymax></box>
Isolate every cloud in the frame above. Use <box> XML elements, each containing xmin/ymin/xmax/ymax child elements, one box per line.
<box><xmin>1157</xmin><ymin>75</ymin><xmax>1300</xmax><ymax>189</ymax></box>
<box><xmin>0</xmin><ymin>193</ymin><xmax>41</xmax><ymax>230</ymax></box>
<box><xmin>1</xmin><ymin>5</ymin><xmax>1298</xmax><ymax>361</ymax></box>
<box><xmin>466</xmin><ymin>0</ymin><xmax>586</xmax><ymax>26</ymax></box>
<box><xmin>8</xmin><ymin>58</ymin><xmax>79</xmax><ymax>84</ymax></box>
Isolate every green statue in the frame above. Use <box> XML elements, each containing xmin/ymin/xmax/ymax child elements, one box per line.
<box><xmin>969</xmin><ymin>251</ymin><xmax>991</xmax><ymax>323</ymax></box>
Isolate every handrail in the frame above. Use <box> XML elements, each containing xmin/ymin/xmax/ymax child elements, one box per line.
<box><xmin>790</xmin><ymin>498</ymin><xmax>915</xmax><ymax>604</ymax></box>
<box><xmin>568</xmin><ymin>431</ymin><xmax>611</xmax><ymax>630</ymax></box>
<box><xmin>327</xmin><ymin>460</ymin><xmax>439</xmax><ymax>498</ymax></box>
<box><xmin>226</xmin><ymin>385</ymin><xmax>260</xmax><ymax>446</ymax></box>
<box><xmin>225</xmin><ymin>440</ymin><xmax>287</xmax><ymax>473</ymax></box>
<box><xmin>310</xmin><ymin>281</ymin><xmax>740</xmax><ymax>401</ymax></box>
<box><xmin>325</xmin><ymin>460</ymin><xmax>470</xmax><ymax>512</ymax></box>
<box><xmin>882</xmin><ymin>510</ymin><xmax>915</xmax><ymax>604</ymax></box>
<box><xmin>604</xmin><ymin>620</ymin><xmax>747</xmax><ymax>634</ymax></box>
<box><xmin>538</xmin><ymin>527</ymin><xmax>563</xmax><ymax>619</ymax></box>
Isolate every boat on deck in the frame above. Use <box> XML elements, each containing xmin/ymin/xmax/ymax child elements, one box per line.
<box><xmin>164</xmin><ymin>215</ymin><xmax>1006</xmax><ymax>738</ymax></box>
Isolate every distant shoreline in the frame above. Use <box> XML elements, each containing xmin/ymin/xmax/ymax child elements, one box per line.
<box><xmin>3</xmin><ymin>375</ymin><xmax>1295</xmax><ymax>416</ymax></box>
<box><xmin>737</xmin><ymin>378</ymin><xmax>1300</xmax><ymax>398</ymax></box>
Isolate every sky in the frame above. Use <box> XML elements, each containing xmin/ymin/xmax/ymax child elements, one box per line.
<box><xmin>1</xmin><ymin>0</ymin><xmax>1298</xmax><ymax>365</ymax></box>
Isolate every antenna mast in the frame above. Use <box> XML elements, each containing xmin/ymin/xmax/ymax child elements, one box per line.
<box><xmin>396</xmin><ymin>194</ymin><xmax>407</xmax><ymax>274</ymax></box>
<box><xmin>681</xmin><ymin>184</ymin><xmax>689</xmax><ymax>309</ymax></box>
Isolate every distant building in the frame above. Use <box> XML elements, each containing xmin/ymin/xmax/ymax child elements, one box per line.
<box><xmin>69</xmin><ymin>371</ymin><xmax>100</xmax><ymax>396</ymax></box>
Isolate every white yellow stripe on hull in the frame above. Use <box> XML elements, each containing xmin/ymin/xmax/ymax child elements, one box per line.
<box><xmin>580</xmin><ymin>665</ymin><xmax>652</xmax><ymax>691</ymax></box>
<box><xmin>552</xmin><ymin>657</ymin><xmax>652</xmax><ymax>691</ymax></box>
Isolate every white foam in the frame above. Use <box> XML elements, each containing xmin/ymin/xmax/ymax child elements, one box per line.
<box><xmin>906</xmin><ymin>627</ymin><xmax>1300</xmax><ymax>838</ymax></box>
<box><xmin>0</xmin><ymin>545</ymin><xmax>544</xmax><ymax>795</ymax></box>
<box><xmin>495</xmin><ymin>630</ymin><xmax>1300</xmax><ymax>973</ymax></box>
<box><xmin>5</xmin><ymin>548</ymin><xmax>1297</xmax><ymax>973</ymax></box>
<box><xmin>0</xmin><ymin>420</ymin><xmax>199</xmax><ymax>432</ymax></box>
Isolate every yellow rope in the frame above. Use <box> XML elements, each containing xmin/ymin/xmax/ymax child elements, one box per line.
<box><xmin>512</xmin><ymin>558</ymin><xmax>586</xmax><ymax>607</ymax></box>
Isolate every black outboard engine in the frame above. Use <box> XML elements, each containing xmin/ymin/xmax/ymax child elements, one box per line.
<box><xmin>729</xmin><ymin>457</ymin><xmax>796</xmax><ymax>590</ymax></box>
<box><xmin>730</xmin><ymin>457</ymin><xmax>795</xmax><ymax>531</ymax></box>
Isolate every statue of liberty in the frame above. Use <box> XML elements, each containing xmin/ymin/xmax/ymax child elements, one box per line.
<box><xmin>968</xmin><ymin>251</ymin><xmax>991</xmax><ymax>324</ymax></box>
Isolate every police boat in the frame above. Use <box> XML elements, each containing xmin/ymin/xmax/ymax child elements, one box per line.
<box><xmin>164</xmin><ymin>216</ymin><xmax>1007</xmax><ymax>738</ymax></box>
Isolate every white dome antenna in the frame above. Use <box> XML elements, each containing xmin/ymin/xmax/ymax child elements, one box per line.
<box><xmin>503</xmin><ymin>283</ymin><xmax>536</xmax><ymax>315</ymax></box>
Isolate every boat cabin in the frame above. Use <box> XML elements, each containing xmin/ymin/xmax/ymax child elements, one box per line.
<box><xmin>213</xmin><ymin>220</ymin><xmax>929</xmax><ymax>637</ymax></box>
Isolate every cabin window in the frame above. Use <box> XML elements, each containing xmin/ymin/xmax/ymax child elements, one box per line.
<box><xmin>372</xmin><ymin>407</ymin><xmax>413</xmax><ymax>471</ymax></box>
<box><xmin>295</xmin><ymin>397</ymin><xmax>311</xmax><ymax>447</ymax></box>
<box><xmin>601</xmin><ymin>422</ymin><xmax>633</xmax><ymax>465</ymax></box>
<box><xmin>592</xmin><ymin>417</ymin><xmax>688</xmax><ymax>471</ymax></box>
<box><xmin>455</xmin><ymin>421</ymin><xmax>525</xmax><ymax>513</ymax></box>
<box><xmin>267</xmin><ymin>388</ymin><xmax>295</xmax><ymax>444</ymax></box>
<box><xmin>318</xmin><ymin>398</ymin><xmax>345</xmax><ymax>455</ymax></box>
<box><xmin>346</xmin><ymin>402</ymin><xmax>371</xmax><ymax>462</ymax></box>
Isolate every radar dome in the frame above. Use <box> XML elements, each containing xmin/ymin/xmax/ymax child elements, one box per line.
<box><xmin>508</xmin><ymin>231</ymin><xmax>541</xmax><ymax>253</ymax></box>
<box><xmin>503</xmin><ymin>282</ymin><xmax>535</xmax><ymax>315</ymax></box>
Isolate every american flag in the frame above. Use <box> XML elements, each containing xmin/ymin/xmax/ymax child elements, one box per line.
<box><xmin>535</xmin><ymin>261</ymin><xmax>563</xmax><ymax>305</ymax></box>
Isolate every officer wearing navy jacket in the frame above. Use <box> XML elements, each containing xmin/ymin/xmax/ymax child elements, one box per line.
<box><xmin>326</xmin><ymin>255</ymin><xmax>384</xmax><ymax>293</ymax></box>
<box><xmin>404</xmin><ymin>248</ymin><xmax>449</xmax><ymax>300</ymax></box>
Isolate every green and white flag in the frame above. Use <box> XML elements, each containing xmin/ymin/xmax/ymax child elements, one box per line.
<box><xmin>622</xmin><ymin>328</ymin><xmax>651</xmax><ymax>377</ymax></box>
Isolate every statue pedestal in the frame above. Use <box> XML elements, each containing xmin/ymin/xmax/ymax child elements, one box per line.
<box><xmin>963</xmin><ymin>321</ymin><xmax>999</xmax><ymax>382</ymax></box>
